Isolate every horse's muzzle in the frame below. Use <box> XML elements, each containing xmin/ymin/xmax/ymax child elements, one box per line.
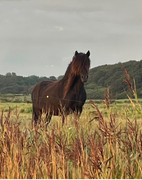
<box><xmin>81</xmin><ymin>74</ymin><xmax>88</xmax><ymax>82</ymax></box>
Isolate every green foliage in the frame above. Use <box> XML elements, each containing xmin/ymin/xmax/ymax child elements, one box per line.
<box><xmin>86</xmin><ymin>60</ymin><xmax>142</xmax><ymax>99</ymax></box>
<box><xmin>0</xmin><ymin>74</ymin><xmax>53</xmax><ymax>95</ymax></box>
<box><xmin>0</xmin><ymin>60</ymin><xmax>142</xmax><ymax>99</ymax></box>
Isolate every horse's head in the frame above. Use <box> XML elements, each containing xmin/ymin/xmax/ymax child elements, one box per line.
<box><xmin>71</xmin><ymin>50</ymin><xmax>90</xmax><ymax>82</ymax></box>
<box><xmin>63</xmin><ymin>51</ymin><xmax>91</xmax><ymax>98</ymax></box>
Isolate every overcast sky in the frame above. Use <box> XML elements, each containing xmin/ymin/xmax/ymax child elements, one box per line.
<box><xmin>0</xmin><ymin>0</ymin><xmax>142</xmax><ymax>77</ymax></box>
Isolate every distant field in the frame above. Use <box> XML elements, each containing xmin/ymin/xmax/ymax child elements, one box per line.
<box><xmin>0</xmin><ymin>93</ymin><xmax>142</xmax><ymax>178</ymax></box>
<box><xmin>0</xmin><ymin>94</ymin><xmax>31</xmax><ymax>103</ymax></box>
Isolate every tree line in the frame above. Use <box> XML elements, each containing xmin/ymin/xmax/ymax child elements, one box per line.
<box><xmin>0</xmin><ymin>60</ymin><xmax>142</xmax><ymax>99</ymax></box>
<box><xmin>0</xmin><ymin>73</ymin><xmax>56</xmax><ymax>95</ymax></box>
<box><xmin>85</xmin><ymin>60</ymin><xmax>142</xmax><ymax>99</ymax></box>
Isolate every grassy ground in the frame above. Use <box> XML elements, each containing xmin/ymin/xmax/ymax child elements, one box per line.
<box><xmin>0</xmin><ymin>96</ymin><xmax>142</xmax><ymax>179</ymax></box>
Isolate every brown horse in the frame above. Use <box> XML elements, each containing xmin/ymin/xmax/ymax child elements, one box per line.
<box><xmin>31</xmin><ymin>50</ymin><xmax>91</xmax><ymax>125</ymax></box>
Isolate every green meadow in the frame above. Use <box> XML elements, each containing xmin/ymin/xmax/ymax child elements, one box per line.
<box><xmin>0</xmin><ymin>93</ymin><xmax>142</xmax><ymax>179</ymax></box>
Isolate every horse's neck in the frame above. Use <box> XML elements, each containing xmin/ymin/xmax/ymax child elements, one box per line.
<box><xmin>62</xmin><ymin>74</ymin><xmax>83</xmax><ymax>98</ymax></box>
<box><xmin>72</xmin><ymin>76</ymin><xmax>83</xmax><ymax>90</ymax></box>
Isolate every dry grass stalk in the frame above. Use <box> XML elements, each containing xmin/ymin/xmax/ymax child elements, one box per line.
<box><xmin>123</xmin><ymin>67</ymin><xmax>135</xmax><ymax>95</ymax></box>
<box><xmin>103</xmin><ymin>87</ymin><xmax>112</xmax><ymax>109</ymax></box>
<box><xmin>0</xmin><ymin>92</ymin><xmax>142</xmax><ymax>178</ymax></box>
<box><xmin>123</xmin><ymin>67</ymin><xmax>142</xmax><ymax>115</ymax></box>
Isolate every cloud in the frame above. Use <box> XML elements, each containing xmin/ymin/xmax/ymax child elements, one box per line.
<box><xmin>50</xmin><ymin>64</ymin><xmax>54</xmax><ymax>68</ymax></box>
<box><xmin>55</xmin><ymin>26</ymin><xmax>64</xmax><ymax>31</ymax></box>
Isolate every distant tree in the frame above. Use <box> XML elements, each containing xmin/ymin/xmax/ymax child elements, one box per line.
<box><xmin>49</xmin><ymin>76</ymin><xmax>57</xmax><ymax>80</ymax></box>
<box><xmin>6</xmin><ymin>72</ymin><xmax>12</xmax><ymax>76</ymax></box>
<box><xmin>57</xmin><ymin>75</ymin><xmax>63</xmax><ymax>80</ymax></box>
<box><xmin>12</xmin><ymin>72</ymin><xmax>17</xmax><ymax>76</ymax></box>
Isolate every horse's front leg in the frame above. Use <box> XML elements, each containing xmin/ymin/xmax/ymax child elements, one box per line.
<box><xmin>74</xmin><ymin>106</ymin><xmax>83</xmax><ymax>120</ymax></box>
<box><xmin>32</xmin><ymin>106</ymin><xmax>42</xmax><ymax>126</ymax></box>
<box><xmin>61</xmin><ymin>111</ymin><xmax>67</xmax><ymax>125</ymax></box>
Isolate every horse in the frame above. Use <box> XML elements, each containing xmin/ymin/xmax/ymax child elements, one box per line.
<box><xmin>31</xmin><ymin>50</ymin><xmax>91</xmax><ymax>126</ymax></box>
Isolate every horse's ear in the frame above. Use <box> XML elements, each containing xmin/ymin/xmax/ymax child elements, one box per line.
<box><xmin>75</xmin><ymin>51</ymin><xmax>78</xmax><ymax>56</ymax></box>
<box><xmin>86</xmin><ymin>51</ymin><xmax>90</xmax><ymax>57</ymax></box>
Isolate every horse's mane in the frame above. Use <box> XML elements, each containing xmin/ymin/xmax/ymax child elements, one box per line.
<box><xmin>63</xmin><ymin>51</ymin><xmax>90</xmax><ymax>98</ymax></box>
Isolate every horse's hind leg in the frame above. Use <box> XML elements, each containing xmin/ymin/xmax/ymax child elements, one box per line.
<box><xmin>32</xmin><ymin>106</ymin><xmax>42</xmax><ymax>126</ymax></box>
<box><xmin>45</xmin><ymin>113</ymin><xmax>52</xmax><ymax>126</ymax></box>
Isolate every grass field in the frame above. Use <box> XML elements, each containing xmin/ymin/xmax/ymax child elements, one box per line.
<box><xmin>0</xmin><ymin>92</ymin><xmax>142</xmax><ymax>179</ymax></box>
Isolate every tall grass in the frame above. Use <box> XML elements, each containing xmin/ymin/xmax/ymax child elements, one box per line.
<box><xmin>0</xmin><ymin>69</ymin><xmax>142</xmax><ymax>179</ymax></box>
<box><xmin>0</xmin><ymin>100</ymin><xmax>142</xmax><ymax>178</ymax></box>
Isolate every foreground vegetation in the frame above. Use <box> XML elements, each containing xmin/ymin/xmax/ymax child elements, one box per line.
<box><xmin>0</xmin><ymin>69</ymin><xmax>142</xmax><ymax>179</ymax></box>
<box><xmin>0</xmin><ymin>95</ymin><xmax>142</xmax><ymax>178</ymax></box>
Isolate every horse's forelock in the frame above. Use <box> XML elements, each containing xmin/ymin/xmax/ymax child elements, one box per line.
<box><xmin>71</xmin><ymin>53</ymin><xmax>90</xmax><ymax>75</ymax></box>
